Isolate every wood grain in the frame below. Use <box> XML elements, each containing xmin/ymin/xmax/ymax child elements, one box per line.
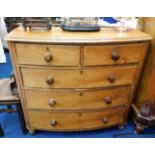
<box><xmin>84</xmin><ymin>43</ymin><xmax>145</xmax><ymax>66</ymax></box>
<box><xmin>134</xmin><ymin>18</ymin><xmax>155</xmax><ymax>107</ymax></box>
<box><xmin>132</xmin><ymin>18</ymin><xmax>155</xmax><ymax>133</ymax></box>
<box><xmin>15</xmin><ymin>43</ymin><xmax>80</xmax><ymax>66</ymax></box>
<box><xmin>6</xmin><ymin>26</ymin><xmax>152</xmax><ymax>132</ymax></box>
<box><xmin>28</xmin><ymin>106</ymin><xmax>126</xmax><ymax>131</ymax></box>
<box><xmin>6</xmin><ymin>26</ymin><xmax>152</xmax><ymax>43</ymax></box>
<box><xmin>25</xmin><ymin>87</ymin><xmax>131</xmax><ymax>110</ymax></box>
<box><xmin>21</xmin><ymin>66</ymin><xmax>137</xmax><ymax>89</ymax></box>
<box><xmin>7</xmin><ymin>42</ymin><xmax>31</xmax><ymax>129</ymax></box>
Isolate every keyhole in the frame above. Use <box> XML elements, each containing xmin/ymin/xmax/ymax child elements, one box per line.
<box><xmin>80</xmin><ymin>70</ymin><xmax>84</xmax><ymax>74</ymax></box>
<box><xmin>46</xmin><ymin>47</ymin><xmax>49</xmax><ymax>51</ymax></box>
<box><xmin>79</xmin><ymin>92</ymin><xmax>83</xmax><ymax>96</ymax></box>
<box><xmin>78</xmin><ymin>113</ymin><xmax>82</xmax><ymax>117</ymax></box>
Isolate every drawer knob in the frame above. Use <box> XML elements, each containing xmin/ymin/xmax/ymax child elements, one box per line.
<box><xmin>51</xmin><ymin>119</ymin><xmax>57</xmax><ymax>127</ymax></box>
<box><xmin>112</xmin><ymin>51</ymin><xmax>120</xmax><ymax>61</ymax></box>
<box><xmin>108</xmin><ymin>75</ymin><xmax>116</xmax><ymax>83</ymax></box>
<box><xmin>104</xmin><ymin>96</ymin><xmax>112</xmax><ymax>104</ymax></box>
<box><xmin>44</xmin><ymin>52</ymin><xmax>52</xmax><ymax>62</ymax></box>
<box><xmin>102</xmin><ymin>117</ymin><xmax>108</xmax><ymax>124</ymax></box>
<box><xmin>48</xmin><ymin>99</ymin><xmax>56</xmax><ymax>107</ymax></box>
<box><xmin>46</xmin><ymin>76</ymin><xmax>54</xmax><ymax>85</ymax></box>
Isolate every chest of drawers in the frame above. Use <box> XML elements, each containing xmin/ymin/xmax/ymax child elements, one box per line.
<box><xmin>6</xmin><ymin>27</ymin><xmax>152</xmax><ymax>133</ymax></box>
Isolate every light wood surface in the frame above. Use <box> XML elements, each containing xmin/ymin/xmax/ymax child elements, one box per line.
<box><xmin>16</xmin><ymin>43</ymin><xmax>80</xmax><ymax>66</ymax></box>
<box><xmin>84</xmin><ymin>43</ymin><xmax>145</xmax><ymax>66</ymax></box>
<box><xmin>7</xmin><ymin>42</ymin><xmax>31</xmax><ymax>129</ymax></box>
<box><xmin>21</xmin><ymin>66</ymin><xmax>137</xmax><ymax>89</ymax></box>
<box><xmin>132</xmin><ymin>18</ymin><xmax>155</xmax><ymax>132</ymax></box>
<box><xmin>28</xmin><ymin>106</ymin><xmax>126</xmax><ymax>131</ymax></box>
<box><xmin>135</xmin><ymin>18</ymin><xmax>155</xmax><ymax>107</ymax></box>
<box><xmin>6</xmin><ymin>26</ymin><xmax>152</xmax><ymax>132</ymax></box>
<box><xmin>25</xmin><ymin>87</ymin><xmax>131</xmax><ymax>110</ymax></box>
<box><xmin>6</xmin><ymin>26</ymin><xmax>152</xmax><ymax>43</ymax></box>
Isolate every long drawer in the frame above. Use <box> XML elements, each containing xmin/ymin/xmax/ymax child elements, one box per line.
<box><xmin>28</xmin><ymin>106</ymin><xmax>126</xmax><ymax>131</ymax></box>
<box><xmin>21</xmin><ymin>66</ymin><xmax>137</xmax><ymax>89</ymax></box>
<box><xmin>25</xmin><ymin>87</ymin><xmax>131</xmax><ymax>110</ymax></box>
<box><xmin>15</xmin><ymin>43</ymin><xmax>80</xmax><ymax>66</ymax></box>
<box><xmin>84</xmin><ymin>43</ymin><xmax>144</xmax><ymax>66</ymax></box>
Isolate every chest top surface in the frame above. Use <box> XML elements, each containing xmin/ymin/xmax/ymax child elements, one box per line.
<box><xmin>6</xmin><ymin>26</ymin><xmax>152</xmax><ymax>44</ymax></box>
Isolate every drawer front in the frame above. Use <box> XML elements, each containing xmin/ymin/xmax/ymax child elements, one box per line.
<box><xmin>84</xmin><ymin>43</ymin><xmax>144</xmax><ymax>66</ymax></box>
<box><xmin>28</xmin><ymin>107</ymin><xmax>126</xmax><ymax>131</ymax></box>
<box><xmin>21</xmin><ymin>66</ymin><xmax>137</xmax><ymax>89</ymax></box>
<box><xmin>15</xmin><ymin>43</ymin><xmax>80</xmax><ymax>66</ymax></box>
<box><xmin>25</xmin><ymin>87</ymin><xmax>131</xmax><ymax>110</ymax></box>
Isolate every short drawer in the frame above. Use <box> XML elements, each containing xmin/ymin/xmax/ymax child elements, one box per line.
<box><xmin>21</xmin><ymin>66</ymin><xmax>137</xmax><ymax>89</ymax></box>
<box><xmin>84</xmin><ymin>43</ymin><xmax>144</xmax><ymax>66</ymax></box>
<box><xmin>28</xmin><ymin>106</ymin><xmax>126</xmax><ymax>131</ymax></box>
<box><xmin>15</xmin><ymin>43</ymin><xmax>80</xmax><ymax>66</ymax></box>
<box><xmin>25</xmin><ymin>87</ymin><xmax>131</xmax><ymax>110</ymax></box>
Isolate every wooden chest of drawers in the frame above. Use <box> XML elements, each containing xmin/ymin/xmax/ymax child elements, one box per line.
<box><xmin>6</xmin><ymin>27</ymin><xmax>152</xmax><ymax>133</ymax></box>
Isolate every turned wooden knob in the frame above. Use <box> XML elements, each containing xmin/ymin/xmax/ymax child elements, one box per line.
<box><xmin>104</xmin><ymin>96</ymin><xmax>112</xmax><ymax>104</ymax></box>
<box><xmin>111</xmin><ymin>51</ymin><xmax>120</xmax><ymax>61</ymax></box>
<box><xmin>108</xmin><ymin>75</ymin><xmax>116</xmax><ymax>83</ymax></box>
<box><xmin>51</xmin><ymin>119</ymin><xmax>57</xmax><ymax>127</ymax></box>
<box><xmin>102</xmin><ymin>117</ymin><xmax>108</xmax><ymax>124</ymax></box>
<box><xmin>46</xmin><ymin>76</ymin><xmax>54</xmax><ymax>85</ymax></box>
<box><xmin>44</xmin><ymin>52</ymin><xmax>52</xmax><ymax>62</ymax></box>
<box><xmin>48</xmin><ymin>99</ymin><xmax>56</xmax><ymax>107</ymax></box>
